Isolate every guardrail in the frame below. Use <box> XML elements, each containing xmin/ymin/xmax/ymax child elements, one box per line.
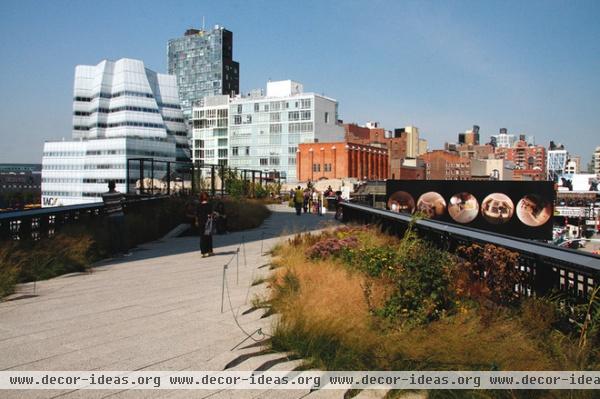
<box><xmin>341</xmin><ymin>202</ymin><xmax>600</xmax><ymax>301</ymax></box>
<box><xmin>0</xmin><ymin>196</ymin><xmax>168</xmax><ymax>241</ymax></box>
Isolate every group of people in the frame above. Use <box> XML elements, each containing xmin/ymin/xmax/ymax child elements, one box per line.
<box><xmin>291</xmin><ymin>185</ymin><xmax>336</xmax><ymax>216</ymax></box>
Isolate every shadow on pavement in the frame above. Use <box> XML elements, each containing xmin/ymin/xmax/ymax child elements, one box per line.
<box><xmin>92</xmin><ymin>204</ymin><xmax>339</xmax><ymax>268</ymax></box>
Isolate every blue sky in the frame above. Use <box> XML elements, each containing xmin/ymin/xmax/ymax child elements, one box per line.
<box><xmin>0</xmin><ymin>0</ymin><xmax>598</xmax><ymax>165</ymax></box>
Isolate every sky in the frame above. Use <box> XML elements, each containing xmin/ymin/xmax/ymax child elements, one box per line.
<box><xmin>0</xmin><ymin>0</ymin><xmax>599</xmax><ymax>165</ymax></box>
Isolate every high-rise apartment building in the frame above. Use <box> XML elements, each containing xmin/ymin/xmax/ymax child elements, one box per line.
<box><xmin>192</xmin><ymin>80</ymin><xmax>344</xmax><ymax>182</ymax></box>
<box><xmin>168</xmin><ymin>25</ymin><xmax>239</xmax><ymax>119</ymax></box>
<box><xmin>594</xmin><ymin>147</ymin><xmax>600</xmax><ymax>176</ymax></box>
<box><xmin>494</xmin><ymin>137</ymin><xmax>546</xmax><ymax>180</ymax></box>
<box><xmin>41</xmin><ymin>59</ymin><xmax>186</xmax><ymax>207</ymax></box>
<box><xmin>547</xmin><ymin>149</ymin><xmax>569</xmax><ymax>181</ymax></box>
<box><xmin>458</xmin><ymin>125</ymin><xmax>480</xmax><ymax>145</ymax></box>
<box><xmin>491</xmin><ymin>128</ymin><xmax>516</xmax><ymax>148</ymax></box>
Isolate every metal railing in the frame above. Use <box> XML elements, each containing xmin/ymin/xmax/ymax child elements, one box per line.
<box><xmin>341</xmin><ymin>202</ymin><xmax>600</xmax><ymax>301</ymax></box>
<box><xmin>0</xmin><ymin>196</ymin><xmax>168</xmax><ymax>241</ymax></box>
<box><xmin>125</xmin><ymin>159</ymin><xmax>283</xmax><ymax>198</ymax></box>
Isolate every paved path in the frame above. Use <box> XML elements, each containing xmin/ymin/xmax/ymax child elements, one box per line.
<box><xmin>0</xmin><ymin>204</ymin><xmax>356</xmax><ymax>399</ymax></box>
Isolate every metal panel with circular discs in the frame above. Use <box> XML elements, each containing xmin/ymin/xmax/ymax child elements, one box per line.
<box><xmin>386</xmin><ymin>180</ymin><xmax>555</xmax><ymax>239</ymax></box>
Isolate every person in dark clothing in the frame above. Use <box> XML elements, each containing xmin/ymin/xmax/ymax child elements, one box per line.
<box><xmin>303</xmin><ymin>189</ymin><xmax>310</xmax><ymax>213</ymax></box>
<box><xmin>214</xmin><ymin>201</ymin><xmax>227</xmax><ymax>234</ymax></box>
<box><xmin>102</xmin><ymin>180</ymin><xmax>129</xmax><ymax>257</ymax></box>
<box><xmin>196</xmin><ymin>192</ymin><xmax>214</xmax><ymax>257</ymax></box>
<box><xmin>293</xmin><ymin>186</ymin><xmax>303</xmax><ymax>216</ymax></box>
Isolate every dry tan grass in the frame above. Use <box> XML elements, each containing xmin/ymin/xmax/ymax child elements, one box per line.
<box><xmin>268</xmin><ymin>228</ymin><xmax>593</xmax><ymax>374</ymax></box>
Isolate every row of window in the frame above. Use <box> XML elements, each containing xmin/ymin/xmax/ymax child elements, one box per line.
<box><xmin>312</xmin><ymin>163</ymin><xmax>333</xmax><ymax>172</ymax></box>
<box><xmin>74</xmin><ymin>106</ymin><xmax>162</xmax><ymax>116</ymax></box>
<box><xmin>195</xmin><ymin>109</ymin><xmax>228</xmax><ymax>118</ymax></box>
<box><xmin>1</xmin><ymin>184</ymin><xmax>39</xmax><ymax>189</ymax></box>
<box><xmin>234</xmin><ymin>99</ymin><xmax>312</xmax><ymax>114</ymax></box>
<box><xmin>231</xmin><ymin>146</ymin><xmax>251</xmax><ymax>156</ymax></box>
<box><xmin>43</xmin><ymin>191</ymin><xmax>81</xmax><ymax>197</ymax></box>
<box><xmin>166</xmin><ymin>129</ymin><xmax>188</xmax><ymax>137</ymax></box>
<box><xmin>203</xmin><ymin>149</ymin><xmax>229</xmax><ymax>158</ymax></box>
<box><xmin>288</xmin><ymin>111</ymin><xmax>311</xmax><ymax>121</ymax></box>
<box><xmin>43</xmin><ymin>151</ymin><xmax>85</xmax><ymax>157</ymax></box>
<box><xmin>163</xmin><ymin>116</ymin><xmax>186</xmax><ymax>123</ymax></box>
<box><xmin>45</xmin><ymin>149</ymin><xmax>175</xmax><ymax>158</ymax></box>
<box><xmin>74</xmin><ymin>90</ymin><xmax>154</xmax><ymax>102</ymax></box>
<box><xmin>257</xmin><ymin>157</ymin><xmax>297</xmax><ymax>166</ymax></box>
<box><xmin>194</xmin><ymin>118</ymin><xmax>228</xmax><ymax>128</ymax></box>
<box><xmin>73</xmin><ymin>121</ymin><xmax>167</xmax><ymax>130</ymax></box>
<box><xmin>289</xmin><ymin>122</ymin><xmax>314</xmax><ymax>133</ymax></box>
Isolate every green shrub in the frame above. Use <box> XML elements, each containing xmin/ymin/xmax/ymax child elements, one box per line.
<box><xmin>222</xmin><ymin>199</ymin><xmax>270</xmax><ymax>231</ymax></box>
<box><xmin>380</xmin><ymin>240</ymin><xmax>456</xmax><ymax>325</ymax></box>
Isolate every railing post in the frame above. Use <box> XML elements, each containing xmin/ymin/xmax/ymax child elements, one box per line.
<box><xmin>167</xmin><ymin>161</ymin><xmax>171</xmax><ymax>196</ymax></box>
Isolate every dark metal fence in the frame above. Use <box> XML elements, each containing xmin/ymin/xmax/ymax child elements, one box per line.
<box><xmin>341</xmin><ymin>202</ymin><xmax>600</xmax><ymax>301</ymax></box>
<box><xmin>0</xmin><ymin>196</ymin><xmax>168</xmax><ymax>241</ymax></box>
<box><xmin>126</xmin><ymin>159</ymin><xmax>282</xmax><ymax>197</ymax></box>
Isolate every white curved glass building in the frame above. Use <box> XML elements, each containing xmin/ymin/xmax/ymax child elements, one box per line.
<box><xmin>41</xmin><ymin>58</ymin><xmax>189</xmax><ymax>207</ymax></box>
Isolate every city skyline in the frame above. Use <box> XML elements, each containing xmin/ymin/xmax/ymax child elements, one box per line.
<box><xmin>0</xmin><ymin>0</ymin><xmax>599</xmax><ymax>164</ymax></box>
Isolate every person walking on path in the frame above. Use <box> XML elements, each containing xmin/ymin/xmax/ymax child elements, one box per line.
<box><xmin>303</xmin><ymin>188</ymin><xmax>310</xmax><ymax>214</ymax></box>
<box><xmin>293</xmin><ymin>186</ymin><xmax>304</xmax><ymax>216</ymax></box>
<box><xmin>102</xmin><ymin>180</ymin><xmax>130</xmax><ymax>257</ymax></box>
<box><xmin>196</xmin><ymin>192</ymin><xmax>215</xmax><ymax>257</ymax></box>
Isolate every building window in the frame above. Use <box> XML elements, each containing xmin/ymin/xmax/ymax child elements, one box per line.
<box><xmin>324</xmin><ymin>163</ymin><xmax>332</xmax><ymax>172</ymax></box>
<box><xmin>288</xmin><ymin>157</ymin><xmax>296</xmax><ymax>165</ymax></box>
<box><xmin>288</xmin><ymin>111</ymin><xmax>300</xmax><ymax>121</ymax></box>
<box><xmin>270</xmin><ymin>157</ymin><xmax>280</xmax><ymax>165</ymax></box>
<box><xmin>218</xmin><ymin>149</ymin><xmax>228</xmax><ymax>158</ymax></box>
<box><xmin>260</xmin><ymin>158</ymin><xmax>268</xmax><ymax>166</ymax></box>
<box><xmin>234</xmin><ymin>115</ymin><xmax>242</xmax><ymax>125</ymax></box>
<box><xmin>325</xmin><ymin>112</ymin><xmax>329</xmax><ymax>123</ymax></box>
<box><xmin>288</xmin><ymin>146</ymin><xmax>297</xmax><ymax>154</ymax></box>
<box><xmin>237</xmin><ymin>104</ymin><xmax>242</xmax><ymax>114</ymax></box>
<box><xmin>300</xmin><ymin>111</ymin><xmax>311</xmax><ymax>120</ymax></box>
<box><xmin>270</xmin><ymin>124</ymin><xmax>282</xmax><ymax>133</ymax></box>
<box><xmin>312</xmin><ymin>163</ymin><xmax>321</xmax><ymax>172</ymax></box>
<box><xmin>232</xmin><ymin>147</ymin><xmax>239</xmax><ymax>156</ymax></box>
<box><xmin>301</xmin><ymin>99</ymin><xmax>311</xmax><ymax>109</ymax></box>
<box><xmin>245</xmin><ymin>146</ymin><xmax>250</xmax><ymax>155</ymax></box>
<box><xmin>254</xmin><ymin>103</ymin><xmax>259</xmax><ymax>112</ymax></box>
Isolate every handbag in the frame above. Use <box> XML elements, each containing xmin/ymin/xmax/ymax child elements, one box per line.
<box><xmin>204</xmin><ymin>216</ymin><xmax>215</xmax><ymax>235</ymax></box>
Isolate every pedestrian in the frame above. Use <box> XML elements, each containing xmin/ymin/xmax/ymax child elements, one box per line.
<box><xmin>303</xmin><ymin>189</ymin><xmax>310</xmax><ymax>213</ymax></box>
<box><xmin>312</xmin><ymin>190</ymin><xmax>319</xmax><ymax>214</ymax></box>
<box><xmin>214</xmin><ymin>201</ymin><xmax>227</xmax><ymax>234</ymax></box>
<box><xmin>102</xmin><ymin>180</ymin><xmax>130</xmax><ymax>257</ymax></box>
<box><xmin>196</xmin><ymin>192</ymin><xmax>215</xmax><ymax>257</ymax></box>
<box><xmin>294</xmin><ymin>186</ymin><xmax>304</xmax><ymax>216</ymax></box>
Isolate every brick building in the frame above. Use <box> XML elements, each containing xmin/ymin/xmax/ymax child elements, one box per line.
<box><xmin>343</xmin><ymin>123</ymin><xmax>427</xmax><ymax>179</ymax></box>
<box><xmin>456</xmin><ymin>143</ymin><xmax>495</xmax><ymax>160</ymax></box>
<box><xmin>420</xmin><ymin>150</ymin><xmax>471</xmax><ymax>180</ymax></box>
<box><xmin>296</xmin><ymin>142</ymin><xmax>388</xmax><ymax>181</ymax></box>
<box><xmin>495</xmin><ymin>138</ymin><xmax>546</xmax><ymax>181</ymax></box>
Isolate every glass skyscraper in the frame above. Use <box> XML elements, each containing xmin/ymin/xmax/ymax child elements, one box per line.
<box><xmin>167</xmin><ymin>25</ymin><xmax>239</xmax><ymax>120</ymax></box>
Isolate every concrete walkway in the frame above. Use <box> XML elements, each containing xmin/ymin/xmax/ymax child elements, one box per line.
<box><xmin>0</xmin><ymin>204</ymin><xmax>352</xmax><ymax>399</ymax></box>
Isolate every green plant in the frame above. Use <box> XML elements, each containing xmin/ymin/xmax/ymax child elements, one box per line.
<box><xmin>380</xmin><ymin>240</ymin><xmax>456</xmax><ymax>325</ymax></box>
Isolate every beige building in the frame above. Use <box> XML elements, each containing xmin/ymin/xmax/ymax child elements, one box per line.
<box><xmin>470</xmin><ymin>158</ymin><xmax>514</xmax><ymax>180</ymax></box>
